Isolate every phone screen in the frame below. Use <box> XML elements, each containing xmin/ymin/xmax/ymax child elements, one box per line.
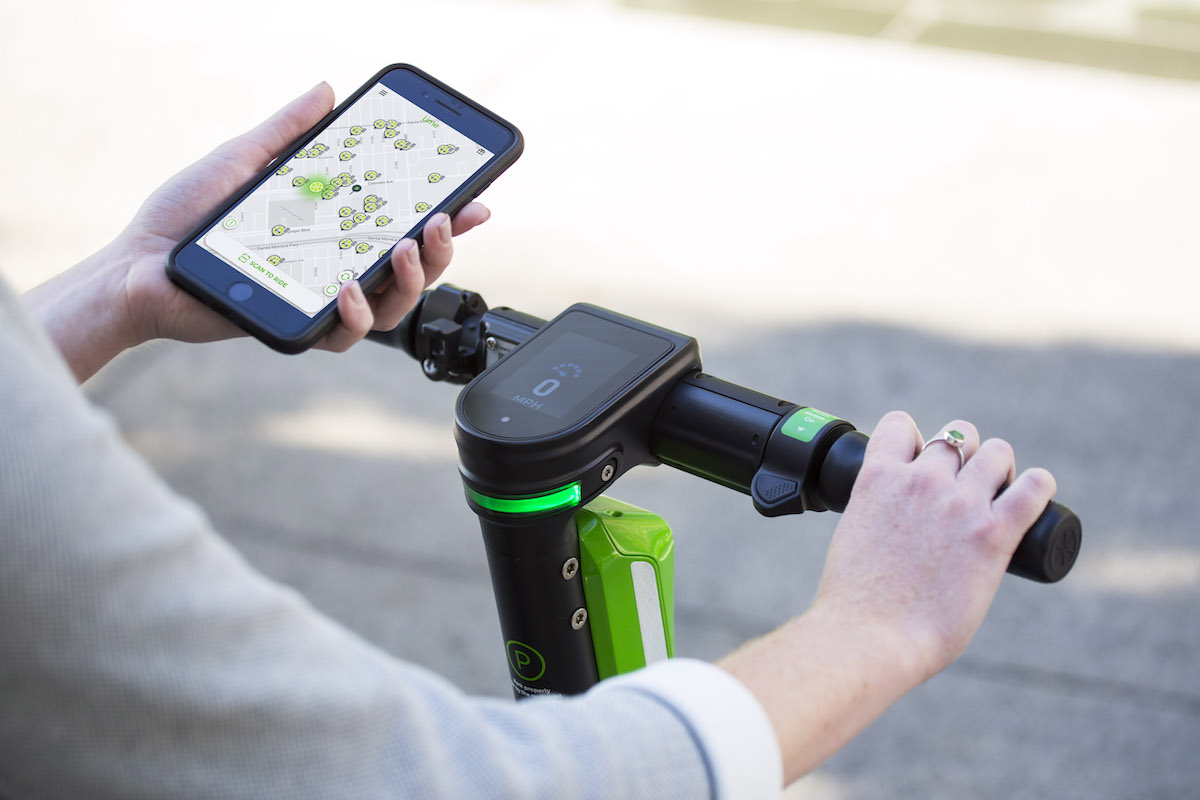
<box><xmin>198</xmin><ymin>82</ymin><xmax>494</xmax><ymax>316</ymax></box>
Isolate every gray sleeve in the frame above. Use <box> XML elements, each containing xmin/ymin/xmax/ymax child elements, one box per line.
<box><xmin>0</xmin><ymin>279</ymin><xmax>715</xmax><ymax>800</ymax></box>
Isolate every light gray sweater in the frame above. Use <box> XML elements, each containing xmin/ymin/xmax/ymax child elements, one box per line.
<box><xmin>0</xmin><ymin>276</ymin><xmax>780</xmax><ymax>799</ymax></box>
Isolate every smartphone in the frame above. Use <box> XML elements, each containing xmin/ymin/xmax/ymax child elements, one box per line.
<box><xmin>166</xmin><ymin>64</ymin><xmax>523</xmax><ymax>354</ymax></box>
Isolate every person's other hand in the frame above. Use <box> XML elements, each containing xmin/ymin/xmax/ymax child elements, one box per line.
<box><xmin>719</xmin><ymin>412</ymin><xmax>1058</xmax><ymax>785</ymax></box>
<box><xmin>813</xmin><ymin>411</ymin><xmax>1057</xmax><ymax>679</ymax></box>
<box><xmin>117</xmin><ymin>82</ymin><xmax>490</xmax><ymax>351</ymax></box>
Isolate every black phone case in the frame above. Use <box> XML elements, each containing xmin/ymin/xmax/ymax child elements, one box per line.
<box><xmin>166</xmin><ymin>63</ymin><xmax>524</xmax><ymax>354</ymax></box>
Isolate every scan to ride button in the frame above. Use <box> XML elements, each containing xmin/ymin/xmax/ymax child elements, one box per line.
<box><xmin>228</xmin><ymin>282</ymin><xmax>253</xmax><ymax>302</ymax></box>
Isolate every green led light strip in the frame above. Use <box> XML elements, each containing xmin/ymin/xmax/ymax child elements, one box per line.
<box><xmin>466</xmin><ymin>482</ymin><xmax>583</xmax><ymax>515</ymax></box>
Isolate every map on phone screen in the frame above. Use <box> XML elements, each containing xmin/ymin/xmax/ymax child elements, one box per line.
<box><xmin>199</xmin><ymin>83</ymin><xmax>493</xmax><ymax>316</ymax></box>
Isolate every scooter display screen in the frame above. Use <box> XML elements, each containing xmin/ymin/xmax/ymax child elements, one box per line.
<box><xmin>460</xmin><ymin>310</ymin><xmax>674</xmax><ymax>440</ymax></box>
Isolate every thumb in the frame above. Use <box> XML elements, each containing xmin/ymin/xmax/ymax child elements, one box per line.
<box><xmin>218</xmin><ymin>81</ymin><xmax>336</xmax><ymax>171</ymax></box>
<box><xmin>131</xmin><ymin>82</ymin><xmax>336</xmax><ymax>240</ymax></box>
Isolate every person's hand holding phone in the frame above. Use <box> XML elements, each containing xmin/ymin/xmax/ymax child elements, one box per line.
<box><xmin>25</xmin><ymin>82</ymin><xmax>491</xmax><ymax>380</ymax></box>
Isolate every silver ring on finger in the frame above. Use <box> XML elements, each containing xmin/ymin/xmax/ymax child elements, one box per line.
<box><xmin>922</xmin><ymin>429</ymin><xmax>967</xmax><ymax>470</ymax></box>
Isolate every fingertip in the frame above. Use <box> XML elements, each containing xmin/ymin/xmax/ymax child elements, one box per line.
<box><xmin>423</xmin><ymin>212</ymin><xmax>451</xmax><ymax>245</ymax></box>
<box><xmin>874</xmin><ymin>410</ymin><xmax>915</xmax><ymax>433</ymax></box>
<box><xmin>293</xmin><ymin>81</ymin><xmax>334</xmax><ymax>122</ymax></box>
<box><xmin>873</xmin><ymin>412</ymin><xmax>916</xmax><ymax>443</ymax></box>
<box><xmin>452</xmin><ymin>201</ymin><xmax>491</xmax><ymax>233</ymax></box>
<box><xmin>994</xmin><ymin>466</ymin><xmax>1059</xmax><ymax>535</ymax></box>
<box><xmin>389</xmin><ymin>239</ymin><xmax>423</xmax><ymax>296</ymax></box>
<box><xmin>866</xmin><ymin>410</ymin><xmax>922</xmax><ymax>462</ymax></box>
<box><xmin>1020</xmin><ymin>466</ymin><xmax>1058</xmax><ymax>501</ymax></box>
<box><xmin>336</xmin><ymin>280</ymin><xmax>373</xmax><ymax>334</ymax></box>
<box><xmin>311</xmin><ymin>80</ymin><xmax>335</xmax><ymax>103</ymax></box>
<box><xmin>371</xmin><ymin>243</ymin><xmax>426</xmax><ymax>330</ymax></box>
<box><xmin>391</xmin><ymin>238</ymin><xmax>419</xmax><ymax>270</ymax></box>
<box><xmin>343</xmin><ymin>279</ymin><xmax>366</xmax><ymax>306</ymax></box>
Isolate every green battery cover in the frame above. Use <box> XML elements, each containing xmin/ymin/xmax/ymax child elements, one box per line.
<box><xmin>576</xmin><ymin>496</ymin><xmax>675</xmax><ymax>680</ymax></box>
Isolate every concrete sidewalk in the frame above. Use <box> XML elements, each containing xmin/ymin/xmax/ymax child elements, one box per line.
<box><xmin>4</xmin><ymin>1</ymin><xmax>1198</xmax><ymax>797</ymax></box>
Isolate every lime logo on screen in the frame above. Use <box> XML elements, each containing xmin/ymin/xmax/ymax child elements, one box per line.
<box><xmin>299</xmin><ymin>177</ymin><xmax>332</xmax><ymax>198</ymax></box>
<box><xmin>506</xmin><ymin>640</ymin><xmax>546</xmax><ymax>682</ymax></box>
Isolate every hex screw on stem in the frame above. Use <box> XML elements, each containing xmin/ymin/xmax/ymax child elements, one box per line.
<box><xmin>422</xmin><ymin>358</ymin><xmax>438</xmax><ymax>377</ymax></box>
<box><xmin>485</xmin><ymin>336</ymin><xmax>498</xmax><ymax>352</ymax></box>
<box><xmin>571</xmin><ymin>608</ymin><xmax>588</xmax><ymax>630</ymax></box>
<box><xmin>601</xmin><ymin>463</ymin><xmax>615</xmax><ymax>482</ymax></box>
<box><xmin>562</xmin><ymin>557</ymin><xmax>579</xmax><ymax>580</ymax></box>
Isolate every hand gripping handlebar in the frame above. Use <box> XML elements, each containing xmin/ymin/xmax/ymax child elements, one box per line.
<box><xmin>370</xmin><ymin>284</ymin><xmax>1082</xmax><ymax>583</ymax></box>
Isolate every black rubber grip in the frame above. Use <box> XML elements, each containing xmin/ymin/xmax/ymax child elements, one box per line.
<box><xmin>819</xmin><ymin>431</ymin><xmax>1081</xmax><ymax>583</ymax></box>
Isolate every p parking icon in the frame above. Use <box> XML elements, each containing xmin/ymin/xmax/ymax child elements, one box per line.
<box><xmin>506</xmin><ymin>640</ymin><xmax>546</xmax><ymax>682</ymax></box>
